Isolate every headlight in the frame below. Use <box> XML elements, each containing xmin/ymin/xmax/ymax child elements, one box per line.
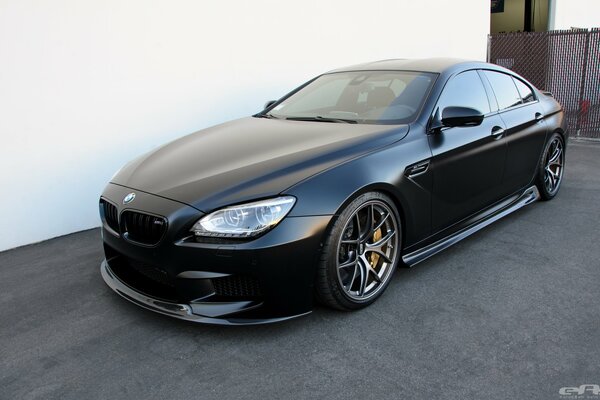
<box><xmin>191</xmin><ymin>196</ymin><xmax>296</xmax><ymax>238</ymax></box>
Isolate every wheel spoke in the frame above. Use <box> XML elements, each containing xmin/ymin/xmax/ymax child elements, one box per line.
<box><xmin>354</xmin><ymin>213</ymin><xmax>361</xmax><ymax>240</ymax></box>
<box><xmin>367</xmin><ymin>249</ymin><xmax>392</xmax><ymax>264</ymax></box>
<box><xmin>345</xmin><ymin>262</ymin><xmax>358</xmax><ymax>291</ymax></box>
<box><xmin>368</xmin><ymin>230</ymin><xmax>396</xmax><ymax>248</ymax></box>
<box><xmin>360</xmin><ymin>205</ymin><xmax>374</xmax><ymax>241</ymax></box>
<box><xmin>369</xmin><ymin>205</ymin><xmax>376</xmax><ymax>233</ymax></box>
<box><xmin>357</xmin><ymin>259</ymin><xmax>368</xmax><ymax>296</ymax></box>
<box><xmin>548</xmin><ymin>170</ymin><xmax>556</xmax><ymax>191</ymax></box>
<box><xmin>367</xmin><ymin>263</ymin><xmax>382</xmax><ymax>283</ymax></box>
<box><xmin>373</xmin><ymin>211</ymin><xmax>389</xmax><ymax>232</ymax></box>
<box><xmin>549</xmin><ymin>159</ymin><xmax>562</xmax><ymax>167</ymax></box>
<box><xmin>549</xmin><ymin>145</ymin><xmax>562</xmax><ymax>164</ymax></box>
<box><xmin>338</xmin><ymin>257</ymin><xmax>356</xmax><ymax>270</ymax></box>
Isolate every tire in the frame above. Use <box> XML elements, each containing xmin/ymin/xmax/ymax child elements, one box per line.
<box><xmin>535</xmin><ymin>132</ymin><xmax>565</xmax><ymax>201</ymax></box>
<box><xmin>315</xmin><ymin>192</ymin><xmax>402</xmax><ymax>310</ymax></box>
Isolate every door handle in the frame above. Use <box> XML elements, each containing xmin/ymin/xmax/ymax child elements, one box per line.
<box><xmin>491</xmin><ymin>126</ymin><xmax>505</xmax><ymax>138</ymax></box>
<box><xmin>535</xmin><ymin>112</ymin><xmax>544</xmax><ymax>122</ymax></box>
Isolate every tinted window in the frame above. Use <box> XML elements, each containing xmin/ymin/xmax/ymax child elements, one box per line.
<box><xmin>436</xmin><ymin>71</ymin><xmax>490</xmax><ymax>115</ymax></box>
<box><xmin>269</xmin><ymin>71</ymin><xmax>436</xmax><ymax>124</ymax></box>
<box><xmin>483</xmin><ymin>71</ymin><xmax>522</xmax><ymax>110</ymax></box>
<box><xmin>512</xmin><ymin>77</ymin><xmax>535</xmax><ymax>103</ymax></box>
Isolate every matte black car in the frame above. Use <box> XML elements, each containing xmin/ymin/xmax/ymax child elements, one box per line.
<box><xmin>99</xmin><ymin>58</ymin><xmax>566</xmax><ymax>325</ymax></box>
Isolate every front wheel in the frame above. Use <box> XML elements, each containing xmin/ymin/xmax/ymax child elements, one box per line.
<box><xmin>315</xmin><ymin>192</ymin><xmax>401</xmax><ymax>310</ymax></box>
<box><xmin>536</xmin><ymin>133</ymin><xmax>565</xmax><ymax>200</ymax></box>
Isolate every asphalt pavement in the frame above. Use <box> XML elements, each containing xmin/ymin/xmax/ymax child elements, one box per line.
<box><xmin>1</xmin><ymin>140</ymin><xmax>599</xmax><ymax>400</ymax></box>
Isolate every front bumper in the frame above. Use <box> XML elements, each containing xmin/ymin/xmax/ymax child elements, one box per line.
<box><xmin>101</xmin><ymin>260</ymin><xmax>310</xmax><ymax>325</ymax></box>
<box><xmin>100</xmin><ymin>183</ymin><xmax>332</xmax><ymax>324</ymax></box>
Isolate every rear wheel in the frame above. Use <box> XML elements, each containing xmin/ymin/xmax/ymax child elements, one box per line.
<box><xmin>536</xmin><ymin>133</ymin><xmax>565</xmax><ymax>200</ymax></box>
<box><xmin>315</xmin><ymin>192</ymin><xmax>401</xmax><ymax>310</ymax></box>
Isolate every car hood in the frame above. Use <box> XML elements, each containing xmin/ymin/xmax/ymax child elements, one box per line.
<box><xmin>111</xmin><ymin>117</ymin><xmax>409</xmax><ymax>212</ymax></box>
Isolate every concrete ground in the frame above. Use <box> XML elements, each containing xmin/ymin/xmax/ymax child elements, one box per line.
<box><xmin>1</xmin><ymin>141</ymin><xmax>599</xmax><ymax>400</ymax></box>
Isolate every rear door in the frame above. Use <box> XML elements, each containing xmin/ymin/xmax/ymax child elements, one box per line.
<box><xmin>428</xmin><ymin>70</ymin><xmax>508</xmax><ymax>232</ymax></box>
<box><xmin>481</xmin><ymin>71</ymin><xmax>548</xmax><ymax>196</ymax></box>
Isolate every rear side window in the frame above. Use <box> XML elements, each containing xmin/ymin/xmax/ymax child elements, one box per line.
<box><xmin>483</xmin><ymin>71</ymin><xmax>522</xmax><ymax>110</ymax></box>
<box><xmin>436</xmin><ymin>70</ymin><xmax>491</xmax><ymax>115</ymax></box>
<box><xmin>512</xmin><ymin>77</ymin><xmax>535</xmax><ymax>103</ymax></box>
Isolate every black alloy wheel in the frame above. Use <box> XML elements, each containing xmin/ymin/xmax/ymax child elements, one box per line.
<box><xmin>316</xmin><ymin>192</ymin><xmax>401</xmax><ymax>310</ymax></box>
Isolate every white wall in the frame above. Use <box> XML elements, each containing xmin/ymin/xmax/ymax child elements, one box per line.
<box><xmin>553</xmin><ymin>0</ymin><xmax>600</xmax><ymax>29</ymax></box>
<box><xmin>0</xmin><ymin>0</ymin><xmax>489</xmax><ymax>252</ymax></box>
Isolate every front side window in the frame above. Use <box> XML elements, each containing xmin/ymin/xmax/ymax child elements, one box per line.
<box><xmin>435</xmin><ymin>70</ymin><xmax>491</xmax><ymax>115</ymax></box>
<box><xmin>267</xmin><ymin>71</ymin><xmax>436</xmax><ymax>124</ymax></box>
<box><xmin>483</xmin><ymin>71</ymin><xmax>522</xmax><ymax>110</ymax></box>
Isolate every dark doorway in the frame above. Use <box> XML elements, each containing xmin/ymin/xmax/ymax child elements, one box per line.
<box><xmin>524</xmin><ymin>0</ymin><xmax>533</xmax><ymax>32</ymax></box>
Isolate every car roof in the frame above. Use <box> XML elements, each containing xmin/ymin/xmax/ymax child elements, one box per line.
<box><xmin>327</xmin><ymin>58</ymin><xmax>500</xmax><ymax>75</ymax></box>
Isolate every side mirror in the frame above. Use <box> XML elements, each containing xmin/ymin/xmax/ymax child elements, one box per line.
<box><xmin>441</xmin><ymin>106</ymin><xmax>484</xmax><ymax>127</ymax></box>
<box><xmin>264</xmin><ymin>100</ymin><xmax>277</xmax><ymax>110</ymax></box>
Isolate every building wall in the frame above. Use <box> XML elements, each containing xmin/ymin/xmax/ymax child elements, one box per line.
<box><xmin>553</xmin><ymin>0</ymin><xmax>600</xmax><ymax>29</ymax></box>
<box><xmin>0</xmin><ymin>0</ymin><xmax>489</xmax><ymax>252</ymax></box>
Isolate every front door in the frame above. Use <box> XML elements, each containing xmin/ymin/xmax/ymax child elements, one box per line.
<box><xmin>428</xmin><ymin>70</ymin><xmax>508</xmax><ymax>231</ymax></box>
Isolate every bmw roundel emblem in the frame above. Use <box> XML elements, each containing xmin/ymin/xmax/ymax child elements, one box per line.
<box><xmin>123</xmin><ymin>192</ymin><xmax>136</xmax><ymax>204</ymax></box>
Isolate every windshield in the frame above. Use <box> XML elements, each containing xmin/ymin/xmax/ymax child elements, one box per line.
<box><xmin>265</xmin><ymin>71</ymin><xmax>436</xmax><ymax>124</ymax></box>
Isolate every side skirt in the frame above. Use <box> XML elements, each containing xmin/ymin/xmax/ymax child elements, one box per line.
<box><xmin>402</xmin><ymin>185</ymin><xmax>540</xmax><ymax>266</ymax></box>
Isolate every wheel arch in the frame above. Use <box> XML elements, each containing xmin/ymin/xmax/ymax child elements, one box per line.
<box><xmin>320</xmin><ymin>182</ymin><xmax>410</xmax><ymax>255</ymax></box>
<box><xmin>554</xmin><ymin>127</ymin><xmax>567</xmax><ymax>145</ymax></box>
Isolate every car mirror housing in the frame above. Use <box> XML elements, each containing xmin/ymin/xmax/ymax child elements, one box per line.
<box><xmin>441</xmin><ymin>106</ymin><xmax>484</xmax><ymax>127</ymax></box>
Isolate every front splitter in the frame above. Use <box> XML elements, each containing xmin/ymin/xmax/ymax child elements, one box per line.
<box><xmin>100</xmin><ymin>260</ymin><xmax>310</xmax><ymax>325</ymax></box>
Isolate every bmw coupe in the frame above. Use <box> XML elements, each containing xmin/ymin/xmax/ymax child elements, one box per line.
<box><xmin>99</xmin><ymin>58</ymin><xmax>566</xmax><ymax>324</ymax></box>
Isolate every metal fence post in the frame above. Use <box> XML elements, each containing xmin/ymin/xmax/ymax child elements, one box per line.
<box><xmin>576</xmin><ymin>29</ymin><xmax>591</xmax><ymax>136</ymax></box>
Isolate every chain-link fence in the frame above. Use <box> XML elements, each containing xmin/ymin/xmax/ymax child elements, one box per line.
<box><xmin>488</xmin><ymin>28</ymin><xmax>600</xmax><ymax>139</ymax></box>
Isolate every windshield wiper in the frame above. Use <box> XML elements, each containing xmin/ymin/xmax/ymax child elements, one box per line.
<box><xmin>284</xmin><ymin>116</ymin><xmax>358</xmax><ymax>124</ymax></box>
<box><xmin>255</xmin><ymin>113</ymin><xmax>280</xmax><ymax>119</ymax></box>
